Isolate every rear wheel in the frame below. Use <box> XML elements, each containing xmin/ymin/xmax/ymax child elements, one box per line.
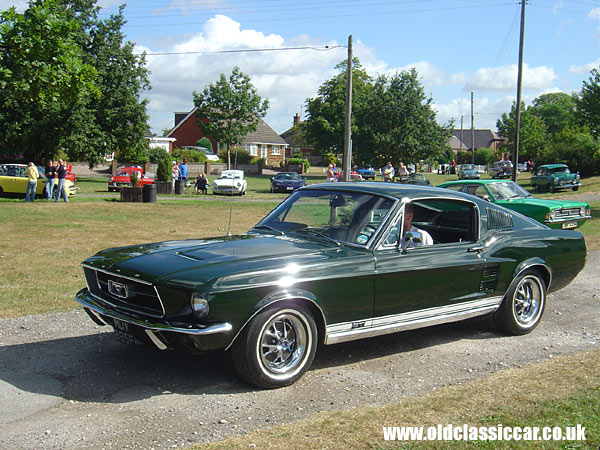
<box><xmin>231</xmin><ymin>305</ymin><xmax>317</xmax><ymax>389</ymax></box>
<box><xmin>494</xmin><ymin>270</ymin><xmax>546</xmax><ymax>335</ymax></box>
<box><xmin>572</xmin><ymin>186</ymin><xmax>579</xmax><ymax>191</ymax></box>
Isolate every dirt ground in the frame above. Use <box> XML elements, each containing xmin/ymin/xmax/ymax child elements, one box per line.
<box><xmin>0</xmin><ymin>252</ymin><xmax>598</xmax><ymax>449</ymax></box>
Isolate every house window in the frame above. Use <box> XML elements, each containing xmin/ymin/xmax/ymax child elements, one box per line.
<box><xmin>245</xmin><ymin>144</ymin><xmax>258</xmax><ymax>156</ymax></box>
<box><xmin>271</xmin><ymin>145</ymin><xmax>281</xmax><ymax>156</ymax></box>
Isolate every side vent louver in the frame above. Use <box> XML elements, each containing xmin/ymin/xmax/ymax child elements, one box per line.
<box><xmin>487</xmin><ymin>208</ymin><xmax>513</xmax><ymax>229</ymax></box>
<box><xmin>480</xmin><ymin>265</ymin><xmax>499</xmax><ymax>294</ymax></box>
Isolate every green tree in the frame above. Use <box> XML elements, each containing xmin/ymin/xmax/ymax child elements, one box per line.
<box><xmin>0</xmin><ymin>1</ymin><xmax>97</xmax><ymax>162</ymax></box>
<box><xmin>196</xmin><ymin>137</ymin><xmax>213</xmax><ymax>152</ymax></box>
<box><xmin>361</xmin><ymin>69</ymin><xmax>451</xmax><ymax>166</ymax></box>
<box><xmin>193</xmin><ymin>67</ymin><xmax>269</xmax><ymax>169</ymax></box>
<box><xmin>304</xmin><ymin>58</ymin><xmax>374</xmax><ymax>160</ymax></box>
<box><xmin>496</xmin><ymin>102</ymin><xmax>548</xmax><ymax>160</ymax></box>
<box><xmin>536</xmin><ymin>127</ymin><xmax>600</xmax><ymax>176</ymax></box>
<box><xmin>530</xmin><ymin>92</ymin><xmax>576</xmax><ymax>136</ymax></box>
<box><xmin>474</xmin><ymin>147</ymin><xmax>495</xmax><ymax>165</ymax></box>
<box><xmin>576</xmin><ymin>68</ymin><xmax>600</xmax><ymax>138</ymax></box>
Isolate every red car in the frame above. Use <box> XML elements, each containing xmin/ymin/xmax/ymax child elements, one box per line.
<box><xmin>108</xmin><ymin>166</ymin><xmax>154</xmax><ymax>191</ymax></box>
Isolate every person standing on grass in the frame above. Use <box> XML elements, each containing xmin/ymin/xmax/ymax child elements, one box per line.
<box><xmin>44</xmin><ymin>159</ymin><xmax>56</xmax><ymax>200</ymax></box>
<box><xmin>54</xmin><ymin>159</ymin><xmax>68</xmax><ymax>202</ymax></box>
<box><xmin>179</xmin><ymin>159</ymin><xmax>189</xmax><ymax>183</ymax></box>
<box><xmin>171</xmin><ymin>161</ymin><xmax>179</xmax><ymax>193</ymax></box>
<box><xmin>24</xmin><ymin>162</ymin><xmax>39</xmax><ymax>202</ymax></box>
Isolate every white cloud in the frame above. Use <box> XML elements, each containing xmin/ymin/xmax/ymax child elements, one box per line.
<box><xmin>141</xmin><ymin>15</ymin><xmax>349</xmax><ymax>134</ymax></box>
<box><xmin>588</xmin><ymin>7</ymin><xmax>600</xmax><ymax>19</ymax></box>
<box><xmin>0</xmin><ymin>1</ymin><xmax>26</xmax><ymax>11</ymax></box>
<box><xmin>569</xmin><ymin>59</ymin><xmax>600</xmax><ymax>74</ymax></box>
<box><xmin>465</xmin><ymin>64</ymin><xmax>556</xmax><ymax>92</ymax></box>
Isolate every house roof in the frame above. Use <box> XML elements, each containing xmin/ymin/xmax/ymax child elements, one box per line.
<box><xmin>166</xmin><ymin>107</ymin><xmax>287</xmax><ymax>146</ymax></box>
<box><xmin>451</xmin><ymin>129</ymin><xmax>504</xmax><ymax>150</ymax></box>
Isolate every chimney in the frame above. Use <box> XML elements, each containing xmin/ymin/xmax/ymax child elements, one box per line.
<box><xmin>293</xmin><ymin>113</ymin><xmax>300</xmax><ymax>125</ymax></box>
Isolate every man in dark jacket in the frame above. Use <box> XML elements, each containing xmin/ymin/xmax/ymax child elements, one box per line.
<box><xmin>45</xmin><ymin>160</ymin><xmax>56</xmax><ymax>200</ymax></box>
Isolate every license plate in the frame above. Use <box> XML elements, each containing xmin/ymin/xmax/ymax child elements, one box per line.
<box><xmin>113</xmin><ymin>318</ymin><xmax>138</xmax><ymax>346</ymax></box>
<box><xmin>562</xmin><ymin>221</ymin><xmax>577</xmax><ymax>229</ymax></box>
<box><xmin>286</xmin><ymin>186</ymin><xmax>293</xmax><ymax>190</ymax></box>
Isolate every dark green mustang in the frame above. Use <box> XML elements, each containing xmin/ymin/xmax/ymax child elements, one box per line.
<box><xmin>76</xmin><ymin>183</ymin><xmax>586</xmax><ymax>388</ymax></box>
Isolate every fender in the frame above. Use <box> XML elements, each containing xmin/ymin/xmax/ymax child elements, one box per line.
<box><xmin>511</xmin><ymin>257</ymin><xmax>552</xmax><ymax>292</ymax></box>
<box><xmin>224</xmin><ymin>288</ymin><xmax>327</xmax><ymax>350</ymax></box>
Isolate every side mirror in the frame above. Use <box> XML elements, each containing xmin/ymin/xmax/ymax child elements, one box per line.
<box><xmin>400</xmin><ymin>231</ymin><xmax>423</xmax><ymax>252</ymax></box>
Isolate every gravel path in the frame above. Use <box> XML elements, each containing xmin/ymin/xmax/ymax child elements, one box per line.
<box><xmin>0</xmin><ymin>252</ymin><xmax>598</xmax><ymax>449</ymax></box>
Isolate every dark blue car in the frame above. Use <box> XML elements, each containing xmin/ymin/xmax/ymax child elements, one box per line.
<box><xmin>355</xmin><ymin>165</ymin><xmax>376</xmax><ymax>180</ymax></box>
<box><xmin>270</xmin><ymin>172</ymin><xmax>306</xmax><ymax>193</ymax></box>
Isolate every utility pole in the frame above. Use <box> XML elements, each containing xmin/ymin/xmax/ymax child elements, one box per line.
<box><xmin>343</xmin><ymin>35</ymin><xmax>353</xmax><ymax>182</ymax></box>
<box><xmin>460</xmin><ymin>115</ymin><xmax>464</xmax><ymax>160</ymax></box>
<box><xmin>471</xmin><ymin>92</ymin><xmax>475</xmax><ymax>164</ymax></box>
<box><xmin>512</xmin><ymin>0</ymin><xmax>526</xmax><ymax>182</ymax></box>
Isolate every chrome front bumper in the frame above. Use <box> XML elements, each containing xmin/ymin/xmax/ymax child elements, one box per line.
<box><xmin>75</xmin><ymin>288</ymin><xmax>232</xmax><ymax>336</ymax></box>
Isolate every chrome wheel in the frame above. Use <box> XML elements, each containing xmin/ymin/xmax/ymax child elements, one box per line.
<box><xmin>258</xmin><ymin>311</ymin><xmax>309</xmax><ymax>377</ymax></box>
<box><xmin>495</xmin><ymin>271</ymin><xmax>546</xmax><ymax>335</ymax></box>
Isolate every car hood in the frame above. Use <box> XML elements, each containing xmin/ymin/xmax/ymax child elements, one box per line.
<box><xmin>83</xmin><ymin>233</ymin><xmax>348</xmax><ymax>286</ymax></box>
<box><xmin>213</xmin><ymin>178</ymin><xmax>243</xmax><ymax>187</ymax></box>
<box><xmin>549</xmin><ymin>172</ymin><xmax>576</xmax><ymax>180</ymax></box>
<box><xmin>498</xmin><ymin>197</ymin><xmax>586</xmax><ymax>209</ymax></box>
<box><xmin>273</xmin><ymin>179</ymin><xmax>304</xmax><ymax>185</ymax></box>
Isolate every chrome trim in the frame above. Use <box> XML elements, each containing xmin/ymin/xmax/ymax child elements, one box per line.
<box><xmin>325</xmin><ymin>297</ymin><xmax>502</xmax><ymax>345</ymax></box>
<box><xmin>76</xmin><ymin>289</ymin><xmax>232</xmax><ymax>336</ymax></box>
<box><xmin>145</xmin><ymin>330</ymin><xmax>168</xmax><ymax>350</ymax></box>
<box><xmin>82</xmin><ymin>263</ymin><xmax>153</xmax><ymax>285</ymax></box>
<box><xmin>82</xmin><ymin>264</ymin><xmax>166</xmax><ymax>317</ymax></box>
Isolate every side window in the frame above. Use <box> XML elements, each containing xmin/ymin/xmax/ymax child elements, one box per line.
<box><xmin>445</xmin><ymin>184</ymin><xmax>464</xmax><ymax>192</ymax></box>
<box><xmin>465</xmin><ymin>185</ymin><xmax>490</xmax><ymax>201</ymax></box>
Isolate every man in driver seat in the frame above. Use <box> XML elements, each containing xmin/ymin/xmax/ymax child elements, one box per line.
<box><xmin>403</xmin><ymin>202</ymin><xmax>434</xmax><ymax>247</ymax></box>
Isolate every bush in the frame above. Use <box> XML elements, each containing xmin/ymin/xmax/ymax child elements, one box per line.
<box><xmin>251</xmin><ymin>157</ymin><xmax>266</xmax><ymax>166</ymax></box>
<box><xmin>217</xmin><ymin>146</ymin><xmax>253</xmax><ymax>165</ymax></box>
<box><xmin>474</xmin><ymin>147</ymin><xmax>496</xmax><ymax>165</ymax></box>
<box><xmin>171</xmin><ymin>148</ymin><xmax>207</xmax><ymax>163</ymax></box>
<box><xmin>288</xmin><ymin>157</ymin><xmax>310</xmax><ymax>170</ymax></box>
<box><xmin>156</xmin><ymin>155</ymin><xmax>171</xmax><ymax>182</ymax></box>
<box><xmin>535</xmin><ymin>129</ymin><xmax>600</xmax><ymax>177</ymax></box>
<box><xmin>196</xmin><ymin>137</ymin><xmax>213</xmax><ymax>153</ymax></box>
<box><xmin>129</xmin><ymin>170</ymin><xmax>140</xmax><ymax>187</ymax></box>
<box><xmin>321</xmin><ymin>152</ymin><xmax>339</xmax><ymax>166</ymax></box>
<box><xmin>149</xmin><ymin>147</ymin><xmax>169</xmax><ymax>164</ymax></box>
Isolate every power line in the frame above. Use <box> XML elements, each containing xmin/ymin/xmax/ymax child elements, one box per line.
<box><xmin>122</xmin><ymin>2</ymin><xmax>514</xmax><ymax>28</ymax></box>
<box><xmin>136</xmin><ymin>44</ymin><xmax>345</xmax><ymax>56</ymax></box>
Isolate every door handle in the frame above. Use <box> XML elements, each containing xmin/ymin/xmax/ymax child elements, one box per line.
<box><xmin>467</xmin><ymin>246</ymin><xmax>484</xmax><ymax>254</ymax></box>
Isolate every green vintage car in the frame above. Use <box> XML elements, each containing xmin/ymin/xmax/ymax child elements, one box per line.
<box><xmin>438</xmin><ymin>179</ymin><xmax>591</xmax><ymax>229</ymax></box>
<box><xmin>76</xmin><ymin>183</ymin><xmax>586</xmax><ymax>388</ymax></box>
<box><xmin>530</xmin><ymin>164</ymin><xmax>581</xmax><ymax>192</ymax></box>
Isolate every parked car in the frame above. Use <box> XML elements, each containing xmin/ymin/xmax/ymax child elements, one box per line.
<box><xmin>438</xmin><ymin>179</ymin><xmax>591</xmax><ymax>229</ymax></box>
<box><xmin>334</xmin><ymin>170</ymin><xmax>363</xmax><ymax>181</ymax></box>
<box><xmin>530</xmin><ymin>164</ymin><xmax>581</xmax><ymax>193</ymax></box>
<box><xmin>181</xmin><ymin>146</ymin><xmax>220</xmax><ymax>161</ymax></box>
<box><xmin>76</xmin><ymin>182</ymin><xmax>586</xmax><ymax>388</ymax></box>
<box><xmin>457</xmin><ymin>164</ymin><xmax>480</xmax><ymax>180</ymax></box>
<box><xmin>398</xmin><ymin>173</ymin><xmax>431</xmax><ymax>186</ymax></box>
<box><xmin>355</xmin><ymin>165</ymin><xmax>376</xmax><ymax>180</ymax></box>
<box><xmin>0</xmin><ymin>163</ymin><xmax>76</xmax><ymax>198</ymax></box>
<box><xmin>270</xmin><ymin>172</ymin><xmax>306</xmax><ymax>193</ymax></box>
<box><xmin>108</xmin><ymin>166</ymin><xmax>154</xmax><ymax>192</ymax></box>
<box><xmin>489</xmin><ymin>161</ymin><xmax>513</xmax><ymax>178</ymax></box>
<box><xmin>212</xmin><ymin>170</ymin><xmax>247</xmax><ymax>195</ymax></box>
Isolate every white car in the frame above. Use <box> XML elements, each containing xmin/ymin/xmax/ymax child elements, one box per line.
<box><xmin>212</xmin><ymin>170</ymin><xmax>247</xmax><ymax>195</ymax></box>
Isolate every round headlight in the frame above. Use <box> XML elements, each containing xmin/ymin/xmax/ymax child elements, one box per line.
<box><xmin>191</xmin><ymin>293</ymin><xmax>209</xmax><ymax>319</ymax></box>
<box><xmin>580</xmin><ymin>207</ymin><xmax>586</xmax><ymax>216</ymax></box>
<box><xmin>549</xmin><ymin>210</ymin><xmax>557</xmax><ymax>220</ymax></box>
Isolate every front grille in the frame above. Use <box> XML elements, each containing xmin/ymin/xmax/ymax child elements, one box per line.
<box><xmin>84</xmin><ymin>267</ymin><xmax>164</xmax><ymax>317</ymax></box>
<box><xmin>554</xmin><ymin>208</ymin><xmax>581</xmax><ymax>218</ymax></box>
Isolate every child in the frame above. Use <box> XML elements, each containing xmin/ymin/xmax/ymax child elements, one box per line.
<box><xmin>195</xmin><ymin>173</ymin><xmax>208</xmax><ymax>194</ymax></box>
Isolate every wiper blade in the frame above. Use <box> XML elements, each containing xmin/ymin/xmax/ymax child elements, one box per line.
<box><xmin>251</xmin><ymin>224</ymin><xmax>284</xmax><ymax>235</ymax></box>
<box><xmin>294</xmin><ymin>228</ymin><xmax>341</xmax><ymax>247</ymax></box>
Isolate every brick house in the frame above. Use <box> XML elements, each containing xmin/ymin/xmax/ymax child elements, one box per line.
<box><xmin>451</xmin><ymin>129</ymin><xmax>506</xmax><ymax>153</ymax></box>
<box><xmin>166</xmin><ymin>108</ymin><xmax>288</xmax><ymax>166</ymax></box>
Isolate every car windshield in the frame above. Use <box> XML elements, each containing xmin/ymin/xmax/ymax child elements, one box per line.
<box><xmin>462</xmin><ymin>165</ymin><xmax>475</xmax><ymax>170</ymax></box>
<box><xmin>221</xmin><ymin>172</ymin><xmax>242</xmax><ymax>179</ymax></box>
<box><xmin>275</xmin><ymin>173</ymin><xmax>302</xmax><ymax>180</ymax></box>
<box><xmin>255</xmin><ymin>189</ymin><xmax>395</xmax><ymax>247</ymax></box>
<box><xmin>548</xmin><ymin>167</ymin><xmax>570</xmax><ymax>174</ymax></box>
<box><xmin>410</xmin><ymin>174</ymin><xmax>425</xmax><ymax>181</ymax></box>
<box><xmin>487</xmin><ymin>181</ymin><xmax>532</xmax><ymax>200</ymax></box>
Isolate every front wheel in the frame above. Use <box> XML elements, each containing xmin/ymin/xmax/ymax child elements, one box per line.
<box><xmin>572</xmin><ymin>186</ymin><xmax>579</xmax><ymax>191</ymax></box>
<box><xmin>231</xmin><ymin>306</ymin><xmax>318</xmax><ymax>389</ymax></box>
<box><xmin>494</xmin><ymin>271</ymin><xmax>546</xmax><ymax>335</ymax></box>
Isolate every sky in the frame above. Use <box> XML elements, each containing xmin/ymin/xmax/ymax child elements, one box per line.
<box><xmin>2</xmin><ymin>0</ymin><xmax>599</xmax><ymax>137</ymax></box>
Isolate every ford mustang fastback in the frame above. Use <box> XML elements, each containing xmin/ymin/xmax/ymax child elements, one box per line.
<box><xmin>76</xmin><ymin>183</ymin><xmax>586</xmax><ymax>388</ymax></box>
